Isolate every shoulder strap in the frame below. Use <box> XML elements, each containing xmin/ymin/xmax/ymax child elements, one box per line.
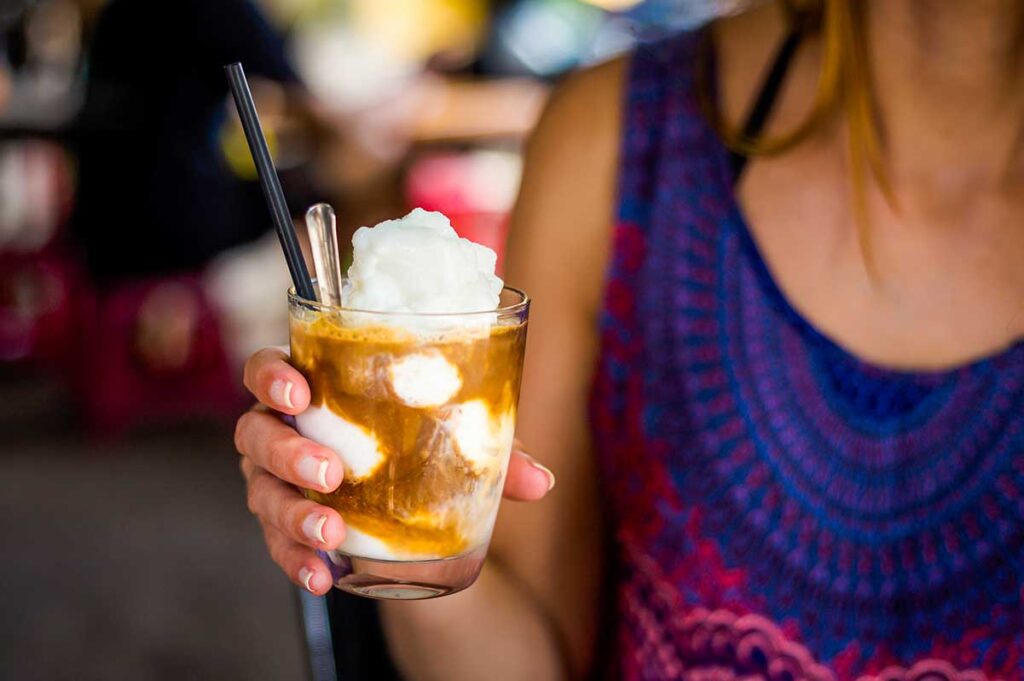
<box><xmin>728</xmin><ymin>28</ymin><xmax>803</xmax><ymax>181</ymax></box>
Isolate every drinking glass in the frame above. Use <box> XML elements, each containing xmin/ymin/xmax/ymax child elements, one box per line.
<box><xmin>287</xmin><ymin>285</ymin><xmax>529</xmax><ymax>599</ymax></box>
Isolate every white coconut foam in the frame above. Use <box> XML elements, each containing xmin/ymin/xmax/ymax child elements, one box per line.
<box><xmin>448</xmin><ymin>400</ymin><xmax>516</xmax><ymax>474</ymax></box>
<box><xmin>342</xmin><ymin>208</ymin><xmax>503</xmax><ymax>329</ymax></box>
<box><xmin>388</xmin><ymin>352</ymin><xmax>462</xmax><ymax>407</ymax></box>
<box><xmin>336</xmin><ymin>525</ymin><xmax>404</xmax><ymax>561</ymax></box>
<box><xmin>296</xmin><ymin>406</ymin><xmax>383</xmax><ymax>480</ymax></box>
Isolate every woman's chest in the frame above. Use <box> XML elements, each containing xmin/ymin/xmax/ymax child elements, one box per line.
<box><xmin>736</xmin><ymin>148</ymin><xmax>1024</xmax><ymax>372</ymax></box>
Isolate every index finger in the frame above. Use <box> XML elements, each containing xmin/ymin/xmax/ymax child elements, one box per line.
<box><xmin>243</xmin><ymin>347</ymin><xmax>311</xmax><ymax>415</ymax></box>
<box><xmin>235</xmin><ymin>407</ymin><xmax>344</xmax><ymax>493</ymax></box>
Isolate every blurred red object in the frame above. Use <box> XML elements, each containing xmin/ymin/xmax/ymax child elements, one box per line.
<box><xmin>0</xmin><ymin>137</ymin><xmax>243</xmax><ymax>436</ymax></box>
<box><xmin>0</xmin><ymin>250</ymin><xmax>82</xmax><ymax>366</ymax></box>
<box><xmin>0</xmin><ymin>139</ymin><xmax>78</xmax><ymax>365</ymax></box>
<box><xmin>0</xmin><ymin>259</ymin><xmax>245</xmax><ymax>437</ymax></box>
<box><xmin>73</xmin><ymin>276</ymin><xmax>242</xmax><ymax>438</ymax></box>
<box><xmin>405</xmin><ymin>150</ymin><xmax>522</xmax><ymax>272</ymax></box>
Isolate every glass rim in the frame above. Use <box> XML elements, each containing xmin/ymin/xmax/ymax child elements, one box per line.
<box><xmin>288</xmin><ymin>283</ymin><xmax>529</xmax><ymax>318</ymax></box>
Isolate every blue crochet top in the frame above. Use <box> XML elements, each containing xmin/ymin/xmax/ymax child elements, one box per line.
<box><xmin>590</xmin><ymin>31</ymin><xmax>1024</xmax><ymax>681</ymax></box>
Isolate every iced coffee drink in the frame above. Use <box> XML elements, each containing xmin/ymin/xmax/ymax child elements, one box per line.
<box><xmin>288</xmin><ymin>209</ymin><xmax>528</xmax><ymax>599</ymax></box>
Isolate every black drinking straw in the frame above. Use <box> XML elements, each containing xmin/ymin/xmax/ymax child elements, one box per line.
<box><xmin>224</xmin><ymin>62</ymin><xmax>316</xmax><ymax>301</ymax></box>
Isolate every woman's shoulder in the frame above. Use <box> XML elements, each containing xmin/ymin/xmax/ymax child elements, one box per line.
<box><xmin>520</xmin><ymin>55</ymin><xmax>628</xmax><ymax>219</ymax></box>
<box><xmin>510</xmin><ymin>33</ymin><xmax>703</xmax><ymax>309</ymax></box>
<box><xmin>507</xmin><ymin>58</ymin><xmax>627</xmax><ymax>316</ymax></box>
<box><xmin>539</xmin><ymin>55</ymin><xmax>627</xmax><ymax>145</ymax></box>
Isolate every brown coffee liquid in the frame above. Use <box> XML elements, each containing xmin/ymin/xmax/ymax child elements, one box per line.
<box><xmin>290</xmin><ymin>313</ymin><xmax>527</xmax><ymax>558</ymax></box>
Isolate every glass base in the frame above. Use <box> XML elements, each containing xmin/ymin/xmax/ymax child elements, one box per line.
<box><xmin>319</xmin><ymin>545</ymin><xmax>487</xmax><ymax>600</ymax></box>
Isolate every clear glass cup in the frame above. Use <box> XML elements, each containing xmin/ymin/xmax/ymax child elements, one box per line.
<box><xmin>287</xmin><ymin>285</ymin><xmax>529</xmax><ymax>600</ymax></box>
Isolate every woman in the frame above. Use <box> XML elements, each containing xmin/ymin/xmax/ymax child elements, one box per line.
<box><xmin>233</xmin><ymin>1</ymin><xmax>1024</xmax><ymax>678</ymax></box>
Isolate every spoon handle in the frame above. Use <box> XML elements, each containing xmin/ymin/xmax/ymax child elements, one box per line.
<box><xmin>305</xmin><ymin>203</ymin><xmax>343</xmax><ymax>306</ymax></box>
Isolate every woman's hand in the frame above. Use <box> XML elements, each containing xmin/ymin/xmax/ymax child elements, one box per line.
<box><xmin>234</xmin><ymin>347</ymin><xmax>556</xmax><ymax>595</ymax></box>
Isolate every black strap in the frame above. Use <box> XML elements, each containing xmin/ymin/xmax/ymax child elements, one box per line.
<box><xmin>728</xmin><ymin>28</ymin><xmax>803</xmax><ymax>181</ymax></box>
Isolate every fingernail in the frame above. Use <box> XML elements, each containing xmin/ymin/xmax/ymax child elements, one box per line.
<box><xmin>520</xmin><ymin>452</ymin><xmax>555</xmax><ymax>492</ymax></box>
<box><xmin>303</xmin><ymin>513</ymin><xmax>328</xmax><ymax>545</ymax></box>
<box><xmin>298</xmin><ymin>456</ymin><xmax>330</xmax><ymax>489</ymax></box>
<box><xmin>298</xmin><ymin>566</ymin><xmax>317</xmax><ymax>593</ymax></box>
<box><xmin>270</xmin><ymin>379</ymin><xmax>294</xmax><ymax>409</ymax></box>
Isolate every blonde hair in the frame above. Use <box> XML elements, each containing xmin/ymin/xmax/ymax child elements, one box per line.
<box><xmin>704</xmin><ymin>0</ymin><xmax>888</xmax><ymax>267</ymax></box>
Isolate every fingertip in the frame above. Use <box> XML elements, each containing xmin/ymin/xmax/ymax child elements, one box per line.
<box><xmin>527</xmin><ymin>456</ymin><xmax>556</xmax><ymax>493</ymax></box>
<box><xmin>323</xmin><ymin>455</ymin><xmax>344</xmax><ymax>491</ymax></box>
<box><xmin>298</xmin><ymin>563</ymin><xmax>332</xmax><ymax>595</ymax></box>
<box><xmin>264</xmin><ymin>523</ymin><xmax>333</xmax><ymax>594</ymax></box>
<box><xmin>244</xmin><ymin>348</ymin><xmax>309</xmax><ymax>414</ymax></box>
<box><xmin>504</xmin><ymin>449</ymin><xmax>556</xmax><ymax>501</ymax></box>
<box><xmin>300</xmin><ymin>508</ymin><xmax>346</xmax><ymax>549</ymax></box>
<box><xmin>296</xmin><ymin>443</ymin><xmax>344</xmax><ymax>492</ymax></box>
<box><xmin>268</xmin><ymin>377</ymin><xmax>302</xmax><ymax>414</ymax></box>
<box><xmin>244</xmin><ymin>347</ymin><xmax>287</xmax><ymax>391</ymax></box>
<box><xmin>268</xmin><ymin>378</ymin><xmax>290</xmax><ymax>408</ymax></box>
<box><xmin>269</xmin><ymin>373</ymin><xmax>310</xmax><ymax>414</ymax></box>
<box><xmin>288</xmin><ymin>379</ymin><xmax>311</xmax><ymax>412</ymax></box>
<box><xmin>321</xmin><ymin>513</ymin><xmax>346</xmax><ymax>550</ymax></box>
<box><xmin>524</xmin><ymin>472</ymin><xmax>555</xmax><ymax>501</ymax></box>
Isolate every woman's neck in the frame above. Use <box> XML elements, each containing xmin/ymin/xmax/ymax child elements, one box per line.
<box><xmin>868</xmin><ymin>0</ymin><xmax>1024</xmax><ymax>188</ymax></box>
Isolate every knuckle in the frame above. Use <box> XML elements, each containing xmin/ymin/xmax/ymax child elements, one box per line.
<box><xmin>263</xmin><ymin>528</ymin><xmax>285</xmax><ymax>565</ymax></box>
<box><xmin>233</xmin><ymin>414</ymin><xmax>249</xmax><ymax>454</ymax></box>
<box><xmin>268</xmin><ymin>435</ymin><xmax>301</xmax><ymax>474</ymax></box>
<box><xmin>268</xmin><ymin>546</ymin><xmax>286</xmax><ymax>570</ymax></box>
<box><xmin>246</xmin><ymin>476</ymin><xmax>264</xmax><ymax>516</ymax></box>
<box><xmin>252</xmin><ymin>366</ymin><xmax>270</xmax><ymax>398</ymax></box>
<box><xmin>242</xmin><ymin>355</ymin><xmax>260</xmax><ymax>394</ymax></box>
<box><xmin>244</xmin><ymin>348</ymin><xmax>283</xmax><ymax>397</ymax></box>
<box><xmin>255</xmin><ymin>355</ymin><xmax>280</xmax><ymax>394</ymax></box>
<box><xmin>282</xmin><ymin>503</ymin><xmax>304</xmax><ymax>539</ymax></box>
<box><xmin>287</xmin><ymin>500</ymin><xmax>313</xmax><ymax>537</ymax></box>
<box><xmin>265</xmin><ymin>530</ymin><xmax>298</xmax><ymax>575</ymax></box>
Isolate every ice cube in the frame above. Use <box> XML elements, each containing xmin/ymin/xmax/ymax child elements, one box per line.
<box><xmin>448</xmin><ymin>400</ymin><xmax>515</xmax><ymax>474</ymax></box>
<box><xmin>336</xmin><ymin>354</ymin><xmax>390</xmax><ymax>400</ymax></box>
<box><xmin>388</xmin><ymin>351</ymin><xmax>462</xmax><ymax>408</ymax></box>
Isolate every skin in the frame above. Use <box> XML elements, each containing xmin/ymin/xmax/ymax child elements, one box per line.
<box><xmin>235</xmin><ymin>1</ymin><xmax>1024</xmax><ymax>678</ymax></box>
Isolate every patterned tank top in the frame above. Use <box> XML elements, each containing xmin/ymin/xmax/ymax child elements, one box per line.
<box><xmin>591</xmin><ymin>31</ymin><xmax>1024</xmax><ymax>681</ymax></box>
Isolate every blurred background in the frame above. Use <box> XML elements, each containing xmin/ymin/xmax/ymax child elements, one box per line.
<box><xmin>0</xmin><ymin>0</ymin><xmax>731</xmax><ymax>678</ymax></box>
